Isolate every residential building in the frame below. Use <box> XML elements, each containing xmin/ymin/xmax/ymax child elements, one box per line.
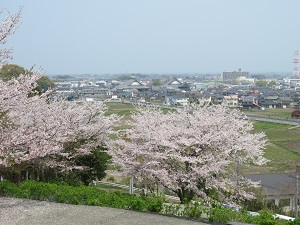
<box><xmin>223</xmin><ymin>95</ymin><xmax>239</xmax><ymax>108</ymax></box>
<box><xmin>165</xmin><ymin>96</ymin><xmax>189</xmax><ymax>106</ymax></box>
<box><xmin>222</xmin><ymin>68</ymin><xmax>249</xmax><ymax>81</ymax></box>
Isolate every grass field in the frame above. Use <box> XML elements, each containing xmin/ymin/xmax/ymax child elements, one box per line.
<box><xmin>105</xmin><ymin>102</ymin><xmax>136</xmax><ymax>117</ymax></box>
<box><xmin>243</xmin><ymin>108</ymin><xmax>294</xmax><ymax>118</ymax></box>
<box><xmin>225</xmin><ymin>108</ymin><xmax>300</xmax><ymax>173</ymax></box>
<box><xmin>105</xmin><ymin>103</ymin><xmax>300</xmax><ymax>174</ymax></box>
<box><xmin>241</xmin><ymin>121</ymin><xmax>300</xmax><ymax>174</ymax></box>
<box><xmin>105</xmin><ymin>102</ymin><xmax>136</xmax><ymax>130</ymax></box>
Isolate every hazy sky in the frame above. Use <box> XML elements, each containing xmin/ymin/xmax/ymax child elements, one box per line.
<box><xmin>1</xmin><ymin>0</ymin><xmax>300</xmax><ymax>75</ymax></box>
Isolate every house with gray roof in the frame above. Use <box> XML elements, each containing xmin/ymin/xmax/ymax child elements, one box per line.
<box><xmin>113</xmin><ymin>79</ymin><xmax>150</xmax><ymax>93</ymax></box>
<box><xmin>278</xmin><ymin>97</ymin><xmax>294</xmax><ymax>108</ymax></box>
<box><xmin>246</xmin><ymin>173</ymin><xmax>296</xmax><ymax>208</ymax></box>
<box><xmin>241</xmin><ymin>96</ymin><xmax>259</xmax><ymax>109</ymax></box>
<box><xmin>261</xmin><ymin>101</ymin><xmax>280</xmax><ymax>109</ymax></box>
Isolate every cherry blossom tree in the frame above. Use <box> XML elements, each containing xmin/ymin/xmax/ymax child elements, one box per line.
<box><xmin>0</xmin><ymin>7</ymin><xmax>21</xmax><ymax>67</ymax></box>
<box><xmin>109</xmin><ymin>104</ymin><xmax>268</xmax><ymax>204</ymax></box>
<box><xmin>0</xmin><ymin>8</ymin><xmax>119</xmax><ymax>175</ymax></box>
<box><xmin>0</xmin><ymin>86</ymin><xmax>119</xmax><ymax>168</ymax></box>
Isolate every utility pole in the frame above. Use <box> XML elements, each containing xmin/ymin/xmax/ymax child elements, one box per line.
<box><xmin>296</xmin><ymin>166</ymin><xmax>300</xmax><ymax>218</ymax></box>
<box><xmin>297</xmin><ymin>174</ymin><xmax>299</xmax><ymax>218</ymax></box>
<box><xmin>236</xmin><ymin>158</ymin><xmax>240</xmax><ymax>187</ymax></box>
<box><xmin>129</xmin><ymin>176</ymin><xmax>134</xmax><ymax>195</ymax></box>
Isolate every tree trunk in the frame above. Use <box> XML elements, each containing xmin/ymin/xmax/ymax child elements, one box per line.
<box><xmin>177</xmin><ymin>187</ymin><xmax>195</xmax><ymax>204</ymax></box>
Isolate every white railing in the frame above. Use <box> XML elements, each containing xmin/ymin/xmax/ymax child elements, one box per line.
<box><xmin>94</xmin><ymin>180</ymin><xmax>180</xmax><ymax>201</ymax></box>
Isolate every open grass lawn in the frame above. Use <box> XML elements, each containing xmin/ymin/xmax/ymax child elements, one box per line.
<box><xmin>105</xmin><ymin>102</ymin><xmax>136</xmax><ymax>117</ymax></box>
<box><xmin>105</xmin><ymin>102</ymin><xmax>175</xmax><ymax>130</ymax></box>
<box><xmin>105</xmin><ymin>102</ymin><xmax>136</xmax><ymax>130</ymax></box>
<box><xmin>243</xmin><ymin>108</ymin><xmax>294</xmax><ymax>118</ymax></box>
<box><xmin>242</xmin><ymin>121</ymin><xmax>300</xmax><ymax>174</ymax></box>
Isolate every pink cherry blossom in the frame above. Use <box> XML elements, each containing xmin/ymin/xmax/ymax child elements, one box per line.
<box><xmin>109</xmin><ymin>104</ymin><xmax>268</xmax><ymax>204</ymax></box>
<box><xmin>0</xmin><ymin>8</ymin><xmax>119</xmax><ymax>170</ymax></box>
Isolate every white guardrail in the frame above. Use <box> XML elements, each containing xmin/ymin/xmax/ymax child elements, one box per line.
<box><xmin>95</xmin><ymin>181</ymin><xmax>296</xmax><ymax>221</ymax></box>
<box><xmin>94</xmin><ymin>180</ymin><xmax>180</xmax><ymax>201</ymax></box>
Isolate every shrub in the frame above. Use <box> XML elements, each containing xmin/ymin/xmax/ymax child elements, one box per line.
<box><xmin>144</xmin><ymin>193</ymin><xmax>166</xmax><ymax>212</ymax></box>
<box><xmin>207</xmin><ymin>204</ymin><xmax>256</xmax><ymax>224</ymax></box>
<box><xmin>286</xmin><ymin>217</ymin><xmax>300</xmax><ymax>225</ymax></box>
<box><xmin>0</xmin><ymin>180</ymin><xmax>165</xmax><ymax>212</ymax></box>
<box><xmin>1</xmin><ymin>180</ymin><xmax>292</xmax><ymax>225</ymax></box>
<box><xmin>255</xmin><ymin>210</ymin><xmax>277</xmax><ymax>225</ymax></box>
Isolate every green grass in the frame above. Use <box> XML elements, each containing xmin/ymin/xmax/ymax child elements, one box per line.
<box><xmin>105</xmin><ymin>102</ymin><xmax>136</xmax><ymax>130</ymax></box>
<box><xmin>241</xmin><ymin>121</ymin><xmax>300</xmax><ymax>174</ymax></box>
<box><xmin>105</xmin><ymin>102</ymin><xmax>136</xmax><ymax>117</ymax></box>
<box><xmin>243</xmin><ymin>108</ymin><xmax>294</xmax><ymax>118</ymax></box>
<box><xmin>253</xmin><ymin>121</ymin><xmax>293</xmax><ymax>130</ymax></box>
<box><xmin>105</xmin><ymin>102</ymin><xmax>175</xmax><ymax>130</ymax></box>
<box><xmin>0</xmin><ymin>180</ymin><xmax>165</xmax><ymax>212</ymax></box>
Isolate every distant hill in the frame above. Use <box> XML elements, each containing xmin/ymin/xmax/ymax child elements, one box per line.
<box><xmin>52</xmin><ymin>75</ymin><xmax>75</xmax><ymax>80</ymax></box>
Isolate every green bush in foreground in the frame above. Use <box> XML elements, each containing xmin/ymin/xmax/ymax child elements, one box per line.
<box><xmin>0</xmin><ymin>180</ymin><xmax>297</xmax><ymax>224</ymax></box>
<box><xmin>161</xmin><ymin>199</ymin><xmax>295</xmax><ymax>225</ymax></box>
<box><xmin>0</xmin><ymin>180</ymin><xmax>163</xmax><ymax>212</ymax></box>
<box><xmin>208</xmin><ymin>206</ymin><xmax>256</xmax><ymax>224</ymax></box>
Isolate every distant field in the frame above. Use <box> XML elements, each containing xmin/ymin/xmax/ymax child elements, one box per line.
<box><xmin>105</xmin><ymin>102</ymin><xmax>135</xmax><ymax>117</ymax></box>
<box><xmin>244</xmin><ymin>108</ymin><xmax>300</xmax><ymax>173</ymax></box>
<box><xmin>105</xmin><ymin>102</ymin><xmax>136</xmax><ymax>130</ymax></box>
<box><xmin>243</xmin><ymin>108</ymin><xmax>294</xmax><ymax>118</ymax></box>
<box><xmin>242</xmin><ymin>121</ymin><xmax>300</xmax><ymax>174</ymax></box>
<box><xmin>105</xmin><ymin>102</ymin><xmax>174</xmax><ymax>130</ymax></box>
<box><xmin>105</xmin><ymin>103</ymin><xmax>300</xmax><ymax>174</ymax></box>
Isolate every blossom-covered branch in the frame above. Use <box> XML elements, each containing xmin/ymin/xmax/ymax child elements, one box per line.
<box><xmin>109</xmin><ymin>104</ymin><xmax>268</xmax><ymax>204</ymax></box>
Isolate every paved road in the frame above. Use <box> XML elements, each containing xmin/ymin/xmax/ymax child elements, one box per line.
<box><xmin>0</xmin><ymin>197</ymin><xmax>207</xmax><ymax>225</ymax></box>
<box><xmin>247</xmin><ymin>115</ymin><xmax>300</xmax><ymax>126</ymax></box>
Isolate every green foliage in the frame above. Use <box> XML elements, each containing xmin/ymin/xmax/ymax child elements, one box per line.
<box><xmin>161</xmin><ymin>203</ymin><xmax>184</xmax><ymax>217</ymax></box>
<box><xmin>208</xmin><ymin>206</ymin><xmax>256</xmax><ymax>224</ymax></box>
<box><xmin>268</xmin><ymin>80</ymin><xmax>277</xmax><ymax>86</ymax></box>
<box><xmin>242</xmin><ymin>198</ymin><xmax>266</xmax><ymax>212</ymax></box>
<box><xmin>0</xmin><ymin>180</ymin><xmax>21</xmax><ymax>197</ymax></box>
<box><xmin>182</xmin><ymin>198</ymin><xmax>206</xmax><ymax>218</ymax></box>
<box><xmin>54</xmin><ymin>141</ymin><xmax>112</xmax><ymax>186</ymax></box>
<box><xmin>128</xmin><ymin>197</ymin><xmax>147</xmax><ymax>210</ymax></box>
<box><xmin>152</xmin><ymin>80</ymin><xmax>162</xmax><ymax>86</ymax></box>
<box><xmin>0</xmin><ymin>180</ymin><xmax>164</xmax><ymax>211</ymax></box>
<box><xmin>0</xmin><ymin>180</ymin><xmax>295</xmax><ymax>224</ymax></box>
<box><xmin>143</xmin><ymin>193</ymin><xmax>166</xmax><ymax>212</ymax></box>
<box><xmin>286</xmin><ymin>217</ymin><xmax>300</xmax><ymax>225</ymax></box>
<box><xmin>106</xmin><ymin>176</ymin><xmax>116</xmax><ymax>182</ymax></box>
<box><xmin>49</xmin><ymin>178</ymin><xmax>83</xmax><ymax>187</ymax></box>
<box><xmin>0</xmin><ymin>64</ymin><xmax>54</xmax><ymax>94</ymax></box>
<box><xmin>256</xmin><ymin>80</ymin><xmax>268</xmax><ymax>87</ymax></box>
<box><xmin>35</xmin><ymin>76</ymin><xmax>55</xmax><ymax>93</ymax></box>
<box><xmin>74</xmin><ymin>146</ymin><xmax>112</xmax><ymax>185</ymax></box>
<box><xmin>0</xmin><ymin>64</ymin><xmax>25</xmax><ymax>81</ymax></box>
<box><xmin>256</xmin><ymin>211</ymin><xmax>277</xmax><ymax>225</ymax></box>
<box><xmin>52</xmin><ymin>75</ymin><xmax>75</xmax><ymax>81</ymax></box>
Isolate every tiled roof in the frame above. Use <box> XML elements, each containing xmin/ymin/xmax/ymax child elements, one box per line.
<box><xmin>246</xmin><ymin>173</ymin><xmax>296</xmax><ymax>196</ymax></box>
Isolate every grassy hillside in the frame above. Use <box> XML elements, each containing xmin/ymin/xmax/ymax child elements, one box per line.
<box><xmin>242</xmin><ymin>121</ymin><xmax>300</xmax><ymax>174</ymax></box>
